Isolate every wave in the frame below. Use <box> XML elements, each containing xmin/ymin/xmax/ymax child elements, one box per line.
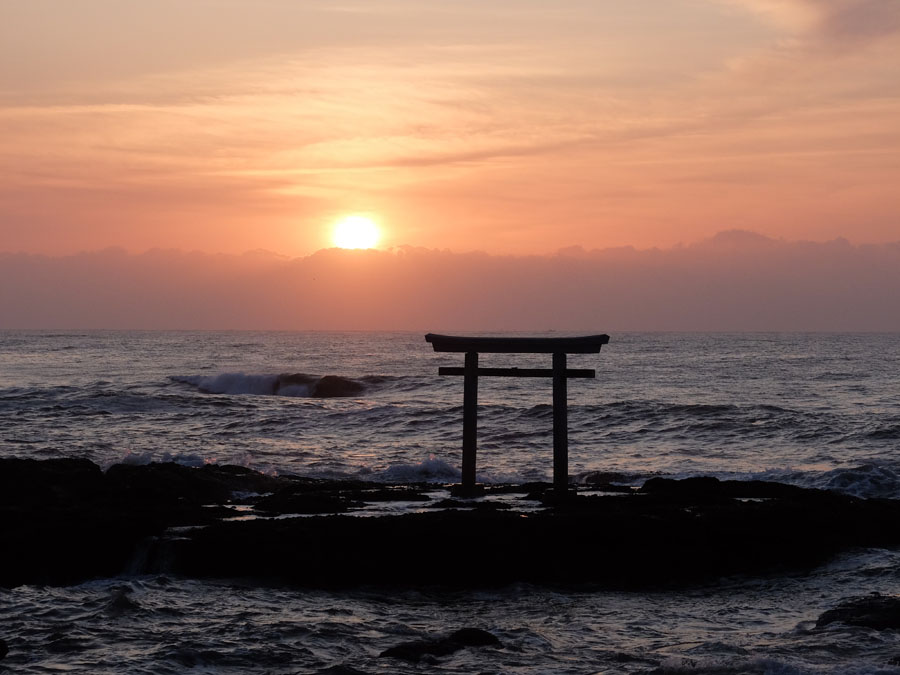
<box><xmin>864</xmin><ymin>423</ymin><xmax>900</xmax><ymax>440</ymax></box>
<box><xmin>170</xmin><ymin>373</ymin><xmax>372</xmax><ymax>398</ymax></box>
<box><xmin>371</xmin><ymin>456</ymin><xmax>461</xmax><ymax>483</ymax></box>
<box><xmin>614</xmin><ymin>463</ymin><xmax>900</xmax><ymax>500</ymax></box>
<box><xmin>817</xmin><ymin>463</ymin><xmax>900</xmax><ymax>499</ymax></box>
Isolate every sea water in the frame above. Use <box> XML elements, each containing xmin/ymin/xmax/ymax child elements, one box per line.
<box><xmin>1</xmin><ymin>331</ymin><xmax>900</xmax><ymax>673</ymax></box>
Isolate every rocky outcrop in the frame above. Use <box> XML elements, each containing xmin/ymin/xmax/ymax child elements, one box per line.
<box><xmin>817</xmin><ymin>595</ymin><xmax>900</xmax><ymax>630</ymax></box>
<box><xmin>175</xmin><ymin>483</ymin><xmax>900</xmax><ymax>589</ymax></box>
<box><xmin>4</xmin><ymin>460</ymin><xmax>900</xmax><ymax>589</ymax></box>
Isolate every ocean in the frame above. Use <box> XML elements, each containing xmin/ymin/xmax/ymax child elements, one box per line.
<box><xmin>2</xmin><ymin>330</ymin><xmax>900</xmax><ymax>673</ymax></box>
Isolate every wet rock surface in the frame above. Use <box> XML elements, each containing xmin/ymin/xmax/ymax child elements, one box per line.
<box><xmin>4</xmin><ymin>458</ymin><xmax>900</xmax><ymax>589</ymax></box>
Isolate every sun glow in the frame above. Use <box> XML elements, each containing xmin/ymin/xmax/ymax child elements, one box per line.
<box><xmin>332</xmin><ymin>215</ymin><xmax>380</xmax><ymax>249</ymax></box>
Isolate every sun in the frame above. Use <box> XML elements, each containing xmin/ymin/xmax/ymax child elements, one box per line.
<box><xmin>332</xmin><ymin>215</ymin><xmax>380</xmax><ymax>249</ymax></box>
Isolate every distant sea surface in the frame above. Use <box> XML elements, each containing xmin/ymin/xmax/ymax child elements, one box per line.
<box><xmin>2</xmin><ymin>331</ymin><xmax>899</xmax><ymax>493</ymax></box>
<box><xmin>2</xmin><ymin>331</ymin><xmax>900</xmax><ymax>674</ymax></box>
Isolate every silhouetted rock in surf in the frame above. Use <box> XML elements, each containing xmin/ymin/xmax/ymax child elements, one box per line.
<box><xmin>312</xmin><ymin>375</ymin><xmax>365</xmax><ymax>397</ymax></box>
<box><xmin>817</xmin><ymin>595</ymin><xmax>900</xmax><ymax>630</ymax></box>
<box><xmin>104</xmin><ymin>587</ymin><xmax>142</xmax><ymax>617</ymax></box>
<box><xmin>272</xmin><ymin>373</ymin><xmax>366</xmax><ymax>397</ymax></box>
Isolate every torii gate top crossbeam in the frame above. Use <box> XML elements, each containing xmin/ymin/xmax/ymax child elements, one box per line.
<box><xmin>425</xmin><ymin>333</ymin><xmax>609</xmax><ymax>354</ymax></box>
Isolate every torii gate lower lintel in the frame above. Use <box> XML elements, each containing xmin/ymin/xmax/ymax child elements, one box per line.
<box><xmin>425</xmin><ymin>333</ymin><xmax>610</xmax><ymax>496</ymax></box>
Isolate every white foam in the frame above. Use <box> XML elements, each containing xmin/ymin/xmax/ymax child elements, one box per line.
<box><xmin>273</xmin><ymin>383</ymin><xmax>312</xmax><ymax>397</ymax></box>
<box><xmin>118</xmin><ymin>450</ymin><xmax>155</xmax><ymax>466</ymax></box>
<box><xmin>376</xmin><ymin>455</ymin><xmax>461</xmax><ymax>483</ymax></box>
<box><xmin>169</xmin><ymin>372</ymin><xmax>370</xmax><ymax>397</ymax></box>
<box><xmin>113</xmin><ymin>449</ymin><xmax>218</xmax><ymax>468</ymax></box>
<box><xmin>819</xmin><ymin>463</ymin><xmax>900</xmax><ymax>499</ymax></box>
<box><xmin>172</xmin><ymin>373</ymin><xmax>287</xmax><ymax>396</ymax></box>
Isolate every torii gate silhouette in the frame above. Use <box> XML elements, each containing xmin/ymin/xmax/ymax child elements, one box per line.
<box><xmin>425</xmin><ymin>333</ymin><xmax>610</xmax><ymax>496</ymax></box>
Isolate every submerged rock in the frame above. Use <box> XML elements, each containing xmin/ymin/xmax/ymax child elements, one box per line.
<box><xmin>380</xmin><ymin>628</ymin><xmax>500</xmax><ymax>661</ymax></box>
<box><xmin>817</xmin><ymin>595</ymin><xmax>900</xmax><ymax>630</ymax></box>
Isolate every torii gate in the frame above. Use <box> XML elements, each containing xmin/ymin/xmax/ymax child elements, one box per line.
<box><xmin>425</xmin><ymin>334</ymin><xmax>610</xmax><ymax>496</ymax></box>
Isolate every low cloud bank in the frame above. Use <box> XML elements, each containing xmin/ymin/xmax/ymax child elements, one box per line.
<box><xmin>2</xmin><ymin>231</ymin><xmax>899</xmax><ymax>331</ymax></box>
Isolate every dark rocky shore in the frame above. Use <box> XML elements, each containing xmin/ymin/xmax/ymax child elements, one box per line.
<box><xmin>3</xmin><ymin>457</ymin><xmax>900</xmax><ymax>589</ymax></box>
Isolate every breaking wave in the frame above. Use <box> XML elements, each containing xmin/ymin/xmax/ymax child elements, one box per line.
<box><xmin>171</xmin><ymin>373</ymin><xmax>372</xmax><ymax>398</ymax></box>
<box><xmin>372</xmin><ymin>456</ymin><xmax>461</xmax><ymax>483</ymax></box>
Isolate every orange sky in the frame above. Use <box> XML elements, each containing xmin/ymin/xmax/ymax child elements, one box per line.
<box><xmin>1</xmin><ymin>0</ymin><xmax>898</xmax><ymax>257</ymax></box>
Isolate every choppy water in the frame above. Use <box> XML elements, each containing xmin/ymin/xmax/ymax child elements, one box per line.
<box><xmin>1</xmin><ymin>331</ymin><xmax>899</xmax><ymax>493</ymax></box>
<box><xmin>2</xmin><ymin>331</ymin><xmax>900</xmax><ymax>673</ymax></box>
<box><xmin>6</xmin><ymin>551</ymin><xmax>900</xmax><ymax>674</ymax></box>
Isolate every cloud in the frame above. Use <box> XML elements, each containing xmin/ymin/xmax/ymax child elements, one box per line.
<box><xmin>725</xmin><ymin>0</ymin><xmax>900</xmax><ymax>43</ymax></box>
<box><xmin>3</xmin><ymin>233</ymin><xmax>899</xmax><ymax>331</ymax></box>
<box><xmin>819</xmin><ymin>0</ymin><xmax>900</xmax><ymax>42</ymax></box>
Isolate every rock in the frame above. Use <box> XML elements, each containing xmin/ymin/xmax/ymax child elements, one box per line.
<box><xmin>485</xmin><ymin>482</ymin><xmax>549</xmax><ymax>495</ymax></box>
<box><xmin>312</xmin><ymin>376</ymin><xmax>365</xmax><ymax>398</ymax></box>
<box><xmin>105</xmin><ymin>587</ymin><xmax>141</xmax><ymax>616</ymax></box>
<box><xmin>641</xmin><ymin>476</ymin><xmax>723</xmax><ymax>496</ymax></box>
<box><xmin>380</xmin><ymin>628</ymin><xmax>500</xmax><ymax>661</ymax></box>
<box><xmin>447</xmin><ymin>628</ymin><xmax>501</xmax><ymax>646</ymax></box>
<box><xmin>428</xmin><ymin>499</ymin><xmax>510</xmax><ymax>511</ymax></box>
<box><xmin>640</xmin><ymin>476</ymin><xmax>808</xmax><ymax>499</ymax></box>
<box><xmin>254</xmin><ymin>489</ymin><xmax>360</xmax><ymax>515</ymax></box>
<box><xmin>8</xmin><ymin>459</ymin><xmax>900</xmax><ymax>590</ymax></box>
<box><xmin>105</xmin><ymin>462</ymin><xmax>281</xmax><ymax>507</ymax></box>
<box><xmin>816</xmin><ymin>595</ymin><xmax>900</xmax><ymax>630</ymax></box>
<box><xmin>357</xmin><ymin>488</ymin><xmax>430</xmax><ymax>502</ymax></box>
<box><xmin>0</xmin><ymin>457</ymin><xmax>104</xmax><ymax>509</ymax></box>
<box><xmin>578</xmin><ymin>471</ymin><xmax>636</xmax><ymax>492</ymax></box>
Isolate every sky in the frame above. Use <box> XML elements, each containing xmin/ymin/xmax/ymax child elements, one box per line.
<box><xmin>3</xmin><ymin>233</ymin><xmax>899</xmax><ymax>330</ymax></box>
<box><xmin>1</xmin><ymin>1</ymin><xmax>898</xmax><ymax>329</ymax></box>
<box><xmin>2</xmin><ymin>0</ymin><xmax>898</xmax><ymax>256</ymax></box>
